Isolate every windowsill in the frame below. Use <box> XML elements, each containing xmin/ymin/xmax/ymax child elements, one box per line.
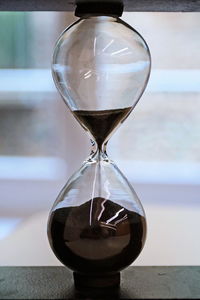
<box><xmin>0</xmin><ymin>68</ymin><xmax>199</xmax><ymax>107</ymax></box>
<box><xmin>0</xmin><ymin>156</ymin><xmax>67</xmax><ymax>180</ymax></box>
<box><xmin>117</xmin><ymin>160</ymin><xmax>200</xmax><ymax>185</ymax></box>
<box><xmin>0</xmin><ymin>69</ymin><xmax>57</xmax><ymax>107</ymax></box>
<box><xmin>0</xmin><ymin>155</ymin><xmax>199</xmax><ymax>187</ymax></box>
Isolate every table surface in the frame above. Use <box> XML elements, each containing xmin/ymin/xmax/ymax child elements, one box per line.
<box><xmin>0</xmin><ymin>266</ymin><xmax>200</xmax><ymax>299</ymax></box>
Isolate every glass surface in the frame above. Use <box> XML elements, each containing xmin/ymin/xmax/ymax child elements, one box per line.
<box><xmin>52</xmin><ymin>16</ymin><xmax>151</xmax><ymax>111</ymax></box>
<box><xmin>48</xmin><ymin>15</ymin><xmax>151</xmax><ymax>283</ymax></box>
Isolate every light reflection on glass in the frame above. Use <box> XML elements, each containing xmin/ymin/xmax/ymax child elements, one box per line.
<box><xmin>111</xmin><ymin>47</ymin><xmax>129</xmax><ymax>56</ymax></box>
<box><xmin>102</xmin><ymin>39</ymin><xmax>114</xmax><ymax>52</ymax></box>
<box><xmin>106</xmin><ymin>208</ymin><xmax>124</xmax><ymax>224</ymax></box>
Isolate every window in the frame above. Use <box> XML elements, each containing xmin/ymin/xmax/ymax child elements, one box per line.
<box><xmin>0</xmin><ymin>12</ymin><xmax>66</xmax><ymax>159</ymax></box>
<box><xmin>110</xmin><ymin>12</ymin><xmax>200</xmax><ymax>185</ymax></box>
<box><xmin>0</xmin><ymin>12</ymin><xmax>78</xmax><ymax>218</ymax></box>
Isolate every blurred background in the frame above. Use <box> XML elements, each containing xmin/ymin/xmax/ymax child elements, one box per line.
<box><xmin>0</xmin><ymin>11</ymin><xmax>200</xmax><ymax>266</ymax></box>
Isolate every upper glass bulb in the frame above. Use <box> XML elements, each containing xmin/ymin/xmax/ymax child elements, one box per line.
<box><xmin>52</xmin><ymin>16</ymin><xmax>151</xmax><ymax>112</ymax></box>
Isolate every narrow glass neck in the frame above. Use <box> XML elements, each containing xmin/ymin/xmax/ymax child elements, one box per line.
<box><xmin>90</xmin><ymin>139</ymin><xmax>108</xmax><ymax>160</ymax></box>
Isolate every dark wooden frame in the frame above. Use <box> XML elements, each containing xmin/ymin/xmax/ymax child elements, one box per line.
<box><xmin>0</xmin><ymin>0</ymin><xmax>199</xmax><ymax>12</ymax></box>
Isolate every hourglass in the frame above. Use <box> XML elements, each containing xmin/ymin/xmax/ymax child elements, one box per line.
<box><xmin>47</xmin><ymin>0</ymin><xmax>151</xmax><ymax>290</ymax></box>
